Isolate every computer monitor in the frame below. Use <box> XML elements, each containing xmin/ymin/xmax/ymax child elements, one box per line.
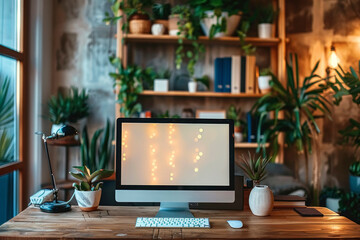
<box><xmin>115</xmin><ymin>118</ymin><xmax>234</xmax><ymax>218</ymax></box>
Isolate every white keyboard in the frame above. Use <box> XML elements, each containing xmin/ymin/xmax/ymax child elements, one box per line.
<box><xmin>135</xmin><ymin>217</ymin><xmax>210</xmax><ymax>228</ymax></box>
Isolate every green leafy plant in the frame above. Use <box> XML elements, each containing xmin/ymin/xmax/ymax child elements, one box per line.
<box><xmin>327</xmin><ymin>61</ymin><xmax>360</xmax><ymax>176</ymax></box>
<box><xmin>152</xmin><ymin>2</ymin><xmax>171</xmax><ymax>20</ymax></box>
<box><xmin>173</xmin><ymin>5</ymin><xmax>205</xmax><ymax>77</ymax></box>
<box><xmin>237</xmin><ymin>21</ymin><xmax>256</xmax><ymax>55</ymax></box>
<box><xmin>319</xmin><ymin>187</ymin><xmax>345</xmax><ymax>208</ymax></box>
<box><xmin>252</xmin><ymin>54</ymin><xmax>331</xmax><ymax>200</ymax></box>
<box><xmin>227</xmin><ymin>105</ymin><xmax>243</xmax><ymax>128</ymax></box>
<box><xmin>260</xmin><ymin>68</ymin><xmax>272</xmax><ymax>76</ymax></box>
<box><xmin>109</xmin><ymin>57</ymin><xmax>154</xmax><ymax>117</ymax></box>
<box><xmin>47</xmin><ymin>86</ymin><xmax>89</xmax><ymax>124</ymax></box>
<box><xmin>81</xmin><ymin>120</ymin><xmax>114</xmax><ymax>174</ymax></box>
<box><xmin>257</xmin><ymin>4</ymin><xmax>278</xmax><ymax>24</ymax></box>
<box><xmin>104</xmin><ymin>0</ymin><xmax>153</xmax><ymax>33</ymax></box>
<box><xmin>156</xmin><ymin>110</ymin><xmax>180</xmax><ymax>118</ymax></box>
<box><xmin>189</xmin><ymin>0</ymin><xmax>249</xmax><ymax>39</ymax></box>
<box><xmin>155</xmin><ymin>69</ymin><xmax>171</xmax><ymax>79</ymax></box>
<box><xmin>238</xmin><ymin>152</ymin><xmax>271</xmax><ymax>185</ymax></box>
<box><xmin>70</xmin><ymin>165</ymin><xmax>113</xmax><ymax>191</ymax></box>
<box><xmin>349</xmin><ymin>162</ymin><xmax>360</xmax><ymax>176</ymax></box>
<box><xmin>194</xmin><ymin>75</ymin><xmax>210</xmax><ymax>89</ymax></box>
<box><xmin>339</xmin><ymin>192</ymin><xmax>360</xmax><ymax>224</ymax></box>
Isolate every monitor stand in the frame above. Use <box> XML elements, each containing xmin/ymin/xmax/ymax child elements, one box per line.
<box><xmin>155</xmin><ymin>202</ymin><xmax>194</xmax><ymax>218</ymax></box>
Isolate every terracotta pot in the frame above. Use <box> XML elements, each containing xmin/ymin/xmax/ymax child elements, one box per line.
<box><xmin>249</xmin><ymin>185</ymin><xmax>273</xmax><ymax>216</ymax></box>
<box><xmin>75</xmin><ymin>189</ymin><xmax>102</xmax><ymax>212</ymax></box>
<box><xmin>129</xmin><ymin>19</ymin><xmax>151</xmax><ymax>34</ymax></box>
<box><xmin>169</xmin><ymin>14</ymin><xmax>180</xmax><ymax>36</ymax></box>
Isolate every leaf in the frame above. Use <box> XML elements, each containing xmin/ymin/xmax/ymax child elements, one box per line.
<box><xmin>80</xmin><ymin>181</ymin><xmax>91</xmax><ymax>191</ymax></box>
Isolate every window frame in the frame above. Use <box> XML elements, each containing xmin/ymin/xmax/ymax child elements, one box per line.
<box><xmin>0</xmin><ymin>0</ymin><xmax>28</xmax><ymax>212</ymax></box>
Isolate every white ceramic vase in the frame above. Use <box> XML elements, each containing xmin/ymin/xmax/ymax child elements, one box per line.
<box><xmin>75</xmin><ymin>189</ymin><xmax>102</xmax><ymax>212</ymax></box>
<box><xmin>154</xmin><ymin>79</ymin><xmax>169</xmax><ymax>92</ymax></box>
<box><xmin>326</xmin><ymin>197</ymin><xmax>340</xmax><ymax>213</ymax></box>
<box><xmin>249</xmin><ymin>185</ymin><xmax>274</xmax><ymax>216</ymax></box>
<box><xmin>258</xmin><ymin>76</ymin><xmax>272</xmax><ymax>93</ymax></box>
<box><xmin>151</xmin><ymin>23</ymin><xmax>165</xmax><ymax>35</ymax></box>
<box><xmin>201</xmin><ymin>11</ymin><xmax>241</xmax><ymax>38</ymax></box>
<box><xmin>188</xmin><ymin>81</ymin><xmax>197</xmax><ymax>93</ymax></box>
<box><xmin>258</xmin><ymin>23</ymin><xmax>274</xmax><ymax>38</ymax></box>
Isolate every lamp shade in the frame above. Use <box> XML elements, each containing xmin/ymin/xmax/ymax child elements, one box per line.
<box><xmin>47</xmin><ymin>124</ymin><xmax>80</xmax><ymax>146</ymax></box>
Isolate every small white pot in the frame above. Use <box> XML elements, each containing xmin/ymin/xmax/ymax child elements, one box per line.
<box><xmin>51</xmin><ymin>124</ymin><xmax>63</xmax><ymax>134</ymax></box>
<box><xmin>234</xmin><ymin>132</ymin><xmax>243</xmax><ymax>143</ymax></box>
<box><xmin>258</xmin><ymin>76</ymin><xmax>272</xmax><ymax>93</ymax></box>
<box><xmin>154</xmin><ymin>79</ymin><xmax>169</xmax><ymax>92</ymax></box>
<box><xmin>201</xmin><ymin>11</ymin><xmax>241</xmax><ymax>38</ymax></box>
<box><xmin>258</xmin><ymin>23</ymin><xmax>274</xmax><ymax>38</ymax></box>
<box><xmin>249</xmin><ymin>185</ymin><xmax>274</xmax><ymax>216</ymax></box>
<box><xmin>75</xmin><ymin>189</ymin><xmax>102</xmax><ymax>212</ymax></box>
<box><xmin>151</xmin><ymin>23</ymin><xmax>165</xmax><ymax>35</ymax></box>
<box><xmin>188</xmin><ymin>81</ymin><xmax>197</xmax><ymax>93</ymax></box>
<box><xmin>326</xmin><ymin>197</ymin><xmax>340</xmax><ymax>213</ymax></box>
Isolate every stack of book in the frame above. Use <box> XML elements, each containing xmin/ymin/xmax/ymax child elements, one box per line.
<box><xmin>214</xmin><ymin>55</ymin><xmax>257</xmax><ymax>93</ymax></box>
<box><xmin>274</xmin><ymin>195</ymin><xmax>306</xmax><ymax>208</ymax></box>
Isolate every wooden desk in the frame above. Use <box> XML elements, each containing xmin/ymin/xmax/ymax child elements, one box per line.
<box><xmin>0</xmin><ymin>206</ymin><xmax>359</xmax><ymax>239</ymax></box>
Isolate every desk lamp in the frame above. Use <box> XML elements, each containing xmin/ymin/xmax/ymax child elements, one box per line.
<box><xmin>36</xmin><ymin>125</ymin><xmax>78</xmax><ymax>213</ymax></box>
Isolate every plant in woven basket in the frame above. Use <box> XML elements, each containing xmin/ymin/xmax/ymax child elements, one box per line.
<box><xmin>239</xmin><ymin>152</ymin><xmax>271</xmax><ymax>185</ymax></box>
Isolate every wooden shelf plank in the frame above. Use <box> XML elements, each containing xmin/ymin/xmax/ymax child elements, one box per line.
<box><xmin>139</xmin><ymin>90</ymin><xmax>264</xmax><ymax>98</ymax></box>
<box><xmin>235</xmin><ymin>142</ymin><xmax>270</xmax><ymax>148</ymax></box>
<box><xmin>118</xmin><ymin>34</ymin><xmax>284</xmax><ymax>47</ymax></box>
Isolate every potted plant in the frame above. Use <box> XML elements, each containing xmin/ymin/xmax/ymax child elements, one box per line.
<box><xmin>47</xmin><ymin>86</ymin><xmax>89</xmax><ymax>134</ymax></box>
<box><xmin>154</xmin><ymin>69</ymin><xmax>171</xmax><ymax>92</ymax></box>
<box><xmin>239</xmin><ymin>152</ymin><xmax>272</xmax><ymax>216</ymax></box>
<box><xmin>190</xmin><ymin>0</ymin><xmax>247</xmax><ymax>38</ymax></box>
<box><xmin>252</xmin><ymin>54</ymin><xmax>330</xmax><ymax>204</ymax></box>
<box><xmin>152</xmin><ymin>2</ymin><xmax>171</xmax><ymax>34</ymax></box>
<box><xmin>327</xmin><ymin>60</ymin><xmax>360</xmax><ymax>194</ymax></box>
<box><xmin>349</xmin><ymin>161</ymin><xmax>360</xmax><ymax>194</ymax></box>
<box><xmin>339</xmin><ymin>192</ymin><xmax>360</xmax><ymax>224</ymax></box>
<box><xmin>320</xmin><ymin>187</ymin><xmax>344</xmax><ymax>213</ymax></box>
<box><xmin>70</xmin><ymin>166</ymin><xmax>113</xmax><ymax>211</ymax></box>
<box><xmin>227</xmin><ymin>105</ymin><xmax>244</xmax><ymax>143</ymax></box>
<box><xmin>257</xmin><ymin>4</ymin><xmax>278</xmax><ymax>38</ymax></box>
<box><xmin>109</xmin><ymin>57</ymin><xmax>154</xmax><ymax>117</ymax></box>
<box><xmin>168</xmin><ymin>5</ymin><xmax>187</xmax><ymax>36</ymax></box>
<box><xmin>258</xmin><ymin>68</ymin><xmax>273</xmax><ymax>93</ymax></box>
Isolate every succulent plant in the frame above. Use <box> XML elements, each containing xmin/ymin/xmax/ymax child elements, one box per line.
<box><xmin>239</xmin><ymin>152</ymin><xmax>271</xmax><ymax>185</ymax></box>
<box><xmin>70</xmin><ymin>165</ymin><xmax>113</xmax><ymax>191</ymax></box>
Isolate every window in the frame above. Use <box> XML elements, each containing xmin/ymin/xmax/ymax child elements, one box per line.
<box><xmin>0</xmin><ymin>0</ymin><xmax>26</xmax><ymax>224</ymax></box>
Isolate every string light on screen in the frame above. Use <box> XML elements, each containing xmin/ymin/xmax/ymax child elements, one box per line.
<box><xmin>193</xmin><ymin>128</ymin><xmax>205</xmax><ymax>173</ymax></box>
<box><xmin>122</xmin><ymin>130</ymin><xmax>128</xmax><ymax>161</ymax></box>
<box><xmin>168</xmin><ymin>124</ymin><xmax>176</xmax><ymax>181</ymax></box>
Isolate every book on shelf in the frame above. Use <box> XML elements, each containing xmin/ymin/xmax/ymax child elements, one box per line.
<box><xmin>214</xmin><ymin>58</ymin><xmax>224</xmax><ymax>92</ymax></box>
<box><xmin>274</xmin><ymin>195</ymin><xmax>306</xmax><ymax>208</ymax></box>
<box><xmin>214</xmin><ymin>56</ymin><xmax>257</xmax><ymax>94</ymax></box>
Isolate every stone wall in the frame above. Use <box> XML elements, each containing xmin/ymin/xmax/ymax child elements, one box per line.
<box><xmin>285</xmin><ymin>0</ymin><xmax>360</xmax><ymax>190</ymax></box>
<box><xmin>47</xmin><ymin>0</ymin><xmax>360</xmax><ymax>191</ymax></box>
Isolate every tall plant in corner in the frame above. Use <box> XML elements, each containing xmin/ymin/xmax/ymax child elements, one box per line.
<box><xmin>0</xmin><ymin>75</ymin><xmax>14</xmax><ymax>164</ymax></box>
<box><xmin>252</xmin><ymin>54</ymin><xmax>331</xmax><ymax>203</ymax></box>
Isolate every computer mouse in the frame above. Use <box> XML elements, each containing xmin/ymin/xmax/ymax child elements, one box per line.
<box><xmin>227</xmin><ymin>220</ymin><xmax>243</xmax><ymax>229</ymax></box>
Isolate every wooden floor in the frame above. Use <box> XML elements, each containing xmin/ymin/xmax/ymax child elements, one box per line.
<box><xmin>0</xmin><ymin>206</ymin><xmax>359</xmax><ymax>239</ymax></box>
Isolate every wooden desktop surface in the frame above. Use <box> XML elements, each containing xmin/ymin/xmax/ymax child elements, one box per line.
<box><xmin>0</xmin><ymin>206</ymin><xmax>359</xmax><ymax>239</ymax></box>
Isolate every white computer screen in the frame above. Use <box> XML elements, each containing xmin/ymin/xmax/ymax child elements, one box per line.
<box><xmin>120</xmin><ymin>122</ymin><xmax>230</xmax><ymax>186</ymax></box>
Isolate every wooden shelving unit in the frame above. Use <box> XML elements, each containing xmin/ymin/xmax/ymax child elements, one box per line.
<box><xmin>120</xmin><ymin>34</ymin><xmax>285</xmax><ymax>47</ymax></box>
<box><xmin>140</xmin><ymin>90</ymin><xmax>264</xmax><ymax>98</ymax></box>
<box><xmin>115</xmin><ymin>0</ymin><xmax>286</xmax><ymax>161</ymax></box>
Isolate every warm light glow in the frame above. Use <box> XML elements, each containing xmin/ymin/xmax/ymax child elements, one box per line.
<box><xmin>198</xmin><ymin>134</ymin><xmax>202</xmax><ymax>139</ymax></box>
<box><xmin>196</xmin><ymin>156</ymin><xmax>200</xmax><ymax>160</ymax></box>
<box><xmin>122</xmin><ymin>142</ymin><xmax>125</xmax><ymax>145</ymax></box>
<box><xmin>194</xmin><ymin>138</ymin><xmax>198</xmax><ymax>142</ymax></box>
<box><xmin>195</xmin><ymin>148</ymin><xmax>199</xmax><ymax>152</ymax></box>
<box><xmin>170</xmin><ymin>173</ymin><xmax>174</xmax><ymax>176</ymax></box>
<box><xmin>123</xmin><ymin>157</ymin><xmax>126</xmax><ymax>161</ymax></box>
<box><xmin>199</xmin><ymin>128</ymin><xmax>203</xmax><ymax>132</ymax></box>
<box><xmin>193</xmin><ymin>159</ymin><xmax>197</xmax><ymax>163</ymax></box>
<box><xmin>199</xmin><ymin>152</ymin><xmax>203</xmax><ymax>156</ymax></box>
<box><xmin>329</xmin><ymin>45</ymin><xmax>339</xmax><ymax>68</ymax></box>
<box><xmin>152</xmin><ymin>149</ymin><xmax>156</xmax><ymax>153</ymax></box>
<box><xmin>194</xmin><ymin>168</ymin><xmax>199</xmax><ymax>172</ymax></box>
<box><xmin>169</xmin><ymin>140</ymin><xmax>173</xmax><ymax>144</ymax></box>
<box><xmin>153</xmin><ymin>177</ymin><xmax>156</xmax><ymax>181</ymax></box>
<box><xmin>170</xmin><ymin>162</ymin><xmax>173</xmax><ymax>165</ymax></box>
<box><xmin>170</xmin><ymin>177</ymin><xmax>173</xmax><ymax>181</ymax></box>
